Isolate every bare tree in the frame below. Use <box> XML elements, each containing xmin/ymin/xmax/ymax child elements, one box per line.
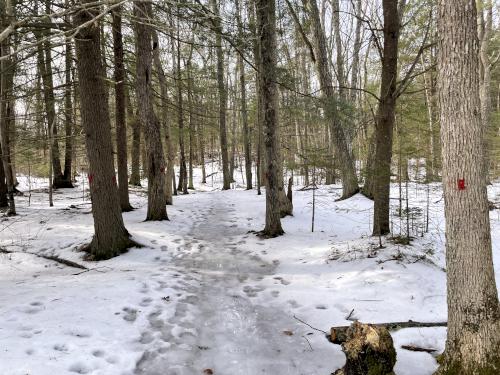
<box><xmin>257</xmin><ymin>0</ymin><xmax>284</xmax><ymax>237</ymax></box>
<box><xmin>436</xmin><ymin>0</ymin><xmax>500</xmax><ymax>373</ymax></box>
<box><xmin>112</xmin><ymin>5</ymin><xmax>132</xmax><ymax>212</ymax></box>
<box><xmin>73</xmin><ymin>0</ymin><xmax>134</xmax><ymax>259</ymax></box>
<box><xmin>134</xmin><ymin>0</ymin><xmax>168</xmax><ymax>221</ymax></box>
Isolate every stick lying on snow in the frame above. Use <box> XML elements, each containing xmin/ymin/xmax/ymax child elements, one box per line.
<box><xmin>0</xmin><ymin>248</ymin><xmax>87</xmax><ymax>270</ymax></box>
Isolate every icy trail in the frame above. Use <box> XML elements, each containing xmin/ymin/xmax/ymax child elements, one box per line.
<box><xmin>135</xmin><ymin>193</ymin><xmax>334</xmax><ymax>374</ymax></box>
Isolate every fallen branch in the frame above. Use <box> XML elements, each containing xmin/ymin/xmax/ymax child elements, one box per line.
<box><xmin>0</xmin><ymin>248</ymin><xmax>87</xmax><ymax>270</ymax></box>
<box><xmin>293</xmin><ymin>315</ymin><xmax>328</xmax><ymax>334</ymax></box>
<box><xmin>401</xmin><ymin>344</ymin><xmax>437</xmax><ymax>353</ymax></box>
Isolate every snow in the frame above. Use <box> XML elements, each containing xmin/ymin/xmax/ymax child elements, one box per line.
<box><xmin>0</xmin><ymin>168</ymin><xmax>499</xmax><ymax>375</ymax></box>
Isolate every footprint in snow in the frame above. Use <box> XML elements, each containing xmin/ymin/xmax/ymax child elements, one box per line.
<box><xmin>68</xmin><ymin>362</ymin><xmax>91</xmax><ymax>374</ymax></box>
<box><xmin>65</xmin><ymin>328</ymin><xmax>92</xmax><ymax>338</ymax></box>
<box><xmin>92</xmin><ymin>349</ymin><xmax>105</xmax><ymax>357</ymax></box>
<box><xmin>53</xmin><ymin>343</ymin><xmax>69</xmax><ymax>352</ymax></box>
<box><xmin>140</xmin><ymin>297</ymin><xmax>153</xmax><ymax>307</ymax></box>
<box><xmin>122</xmin><ymin>307</ymin><xmax>138</xmax><ymax>322</ymax></box>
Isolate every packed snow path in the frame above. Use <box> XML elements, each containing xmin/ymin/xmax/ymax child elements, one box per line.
<box><xmin>134</xmin><ymin>194</ymin><xmax>333</xmax><ymax>374</ymax></box>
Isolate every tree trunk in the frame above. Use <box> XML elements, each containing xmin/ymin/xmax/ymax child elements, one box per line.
<box><xmin>134</xmin><ymin>0</ymin><xmax>168</xmax><ymax>221</ymax></box>
<box><xmin>62</xmin><ymin>36</ymin><xmax>74</xmax><ymax>187</ymax></box>
<box><xmin>186</xmin><ymin>53</ymin><xmax>195</xmax><ymax>190</ymax></box>
<box><xmin>152</xmin><ymin>31</ymin><xmax>174</xmax><ymax>205</ymax></box>
<box><xmin>372</xmin><ymin>0</ymin><xmax>400</xmax><ymax>236</ymax></box>
<box><xmin>257</xmin><ymin>0</ymin><xmax>284</xmax><ymax>237</ymax></box>
<box><xmin>0</xmin><ymin>146</ymin><xmax>7</xmax><ymax>208</ymax></box>
<box><xmin>236</xmin><ymin>0</ymin><xmax>252</xmax><ymax>190</ymax></box>
<box><xmin>112</xmin><ymin>6</ymin><xmax>132</xmax><ymax>212</ymax></box>
<box><xmin>249</xmin><ymin>0</ymin><xmax>262</xmax><ymax>195</ymax></box>
<box><xmin>350</xmin><ymin>0</ymin><xmax>362</xmax><ymax>104</ymax></box>
<box><xmin>307</xmin><ymin>0</ymin><xmax>359</xmax><ymax>199</ymax></box>
<box><xmin>175</xmin><ymin>36</ymin><xmax>188</xmax><ymax>194</ymax></box>
<box><xmin>211</xmin><ymin>0</ymin><xmax>231</xmax><ymax>190</ymax></box>
<box><xmin>435</xmin><ymin>0</ymin><xmax>500</xmax><ymax>373</ymax></box>
<box><xmin>129</xmin><ymin>99</ymin><xmax>142</xmax><ymax>186</ymax></box>
<box><xmin>478</xmin><ymin>0</ymin><xmax>493</xmax><ymax>184</ymax></box>
<box><xmin>73</xmin><ymin>0</ymin><xmax>134</xmax><ymax>260</ymax></box>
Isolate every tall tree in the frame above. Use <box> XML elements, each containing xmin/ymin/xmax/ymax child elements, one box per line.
<box><xmin>134</xmin><ymin>0</ymin><xmax>168</xmax><ymax>221</ymax></box>
<box><xmin>63</xmin><ymin>35</ymin><xmax>73</xmax><ymax>184</ymax></box>
<box><xmin>0</xmin><ymin>0</ymin><xmax>14</xmax><ymax>215</ymax></box>
<box><xmin>112</xmin><ymin>5</ymin><xmax>132</xmax><ymax>212</ymax></box>
<box><xmin>73</xmin><ymin>0</ymin><xmax>134</xmax><ymax>259</ymax></box>
<box><xmin>257</xmin><ymin>0</ymin><xmax>284</xmax><ymax>237</ymax></box>
<box><xmin>152</xmin><ymin>30</ymin><xmax>174</xmax><ymax>205</ymax></box>
<box><xmin>436</xmin><ymin>0</ymin><xmax>500</xmax><ymax>373</ymax></box>
<box><xmin>371</xmin><ymin>0</ymin><xmax>401</xmax><ymax>236</ymax></box>
<box><xmin>236</xmin><ymin>0</ymin><xmax>252</xmax><ymax>190</ymax></box>
<box><xmin>305</xmin><ymin>0</ymin><xmax>359</xmax><ymax>199</ymax></box>
<box><xmin>211</xmin><ymin>0</ymin><xmax>231</xmax><ymax>190</ymax></box>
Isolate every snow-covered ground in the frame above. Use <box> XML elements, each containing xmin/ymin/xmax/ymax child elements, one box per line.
<box><xmin>1</xmin><ymin>167</ymin><xmax>500</xmax><ymax>375</ymax></box>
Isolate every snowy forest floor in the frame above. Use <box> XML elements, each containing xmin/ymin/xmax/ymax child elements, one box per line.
<box><xmin>1</xmin><ymin>170</ymin><xmax>500</xmax><ymax>375</ymax></box>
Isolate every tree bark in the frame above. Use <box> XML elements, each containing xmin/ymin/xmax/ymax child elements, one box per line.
<box><xmin>478</xmin><ymin>0</ymin><xmax>493</xmax><ymax>184</ymax></box>
<box><xmin>112</xmin><ymin>6</ymin><xmax>132</xmax><ymax>212</ymax></box>
<box><xmin>186</xmin><ymin>51</ymin><xmax>195</xmax><ymax>190</ymax></box>
<box><xmin>0</xmin><ymin>0</ymin><xmax>15</xmax><ymax>215</ymax></box>
<box><xmin>307</xmin><ymin>0</ymin><xmax>359</xmax><ymax>199</ymax></box>
<box><xmin>236</xmin><ymin>0</ymin><xmax>252</xmax><ymax>190</ymax></box>
<box><xmin>435</xmin><ymin>0</ymin><xmax>500</xmax><ymax>373</ymax></box>
<box><xmin>372</xmin><ymin>0</ymin><xmax>400</xmax><ymax>236</ymax></box>
<box><xmin>129</xmin><ymin>98</ymin><xmax>142</xmax><ymax>186</ymax></box>
<box><xmin>63</xmin><ymin>36</ymin><xmax>74</xmax><ymax>187</ymax></box>
<box><xmin>73</xmin><ymin>0</ymin><xmax>134</xmax><ymax>259</ymax></box>
<box><xmin>175</xmin><ymin>35</ymin><xmax>188</xmax><ymax>194</ymax></box>
<box><xmin>152</xmin><ymin>31</ymin><xmax>174</xmax><ymax>205</ymax></box>
<box><xmin>134</xmin><ymin>0</ymin><xmax>168</xmax><ymax>221</ymax></box>
<box><xmin>38</xmin><ymin>0</ymin><xmax>69</xmax><ymax>188</ymax></box>
<box><xmin>257</xmin><ymin>0</ymin><xmax>284</xmax><ymax>237</ymax></box>
<box><xmin>211</xmin><ymin>0</ymin><xmax>231</xmax><ymax>190</ymax></box>
<box><xmin>0</xmin><ymin>145</ymin><xmax>7</xmax><ymax>207</ymax></box>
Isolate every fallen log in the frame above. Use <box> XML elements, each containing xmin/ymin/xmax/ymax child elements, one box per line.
<box><xmin>330</xmin><ymin>320</ymin><xmax>447</xmax><ymax>345</ymax></box>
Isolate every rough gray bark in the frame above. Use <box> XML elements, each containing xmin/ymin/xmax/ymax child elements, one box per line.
<box><xmin>331</xmin><ymin>0</ymin><xmax>345</xmax><ymax>100</ymax></box>
<box><xmin>63</xmin><ymin>36</ymin><xmax>73</xmax><ymax>186</ymax></box>
<box><xmin>186</xmin><ymin>51</ymin><xmax>195</xmax><ymax>190</ymax></box>
<box><xmin>175</xmin><ymin>35</ymin><xmax>188</xmax><ymax>195</ymax></box>
<box><xmin>128</xmin><ymin>95</ymin><xmax>142</xmax><ymax>186</ymax></box>
<box><xmin>372</xmin><ymin>0</ymin><xmax>400</xmax><ymax>236</ymax></box>
<box><xmin>250</xmin><ymin>0</ymin><xmax>262</xmax><ymax>195</ymax></box>
<box><xmin>435</xmin><ymin>0</ymin><xmax>500</xmax><ymax>373</ymax></box>
<box><xmin>0</xmin><ymin>146</ymin><xmax>7</xmax><ymax>207</ymax></box>
<box><xmin>211</xmin><ymin>0</ymin><xmax>231</xmax><ymax>190</ymax></box>
<box><xmin>152</xmin><ymin>31</ymin><xmax>174</xmax><ymax>205</ymax></box>
<box><xmin>307</xmin><ymin>0</ymin><xmax>359</xmax><ymax>199</ymax></box>
<box><xmin>350</xmin><ymin>0</ymin><xmax>362</xmax><ymax>104</ymax></box>
<box><xmin>73</xmin><ymin>0</ymin><xmax>134</xmax><ymax>259</ymax></box>
<box><xmin>0</xmin><ymin>0</ymin><xmax>15</xmax><ymax>215</ymax></box>
<box><xmin>236</xmin><ymin>0</ymin><xmax>252</xmax><ymax>190</ymax></box>
<box><xmin>478</xmin><ymin>0</ymin><xmax>493</xmax><ymax>183</ymax></box>
<box><xmin>134</xmin><ymin>0</ymin><xmax>168</xmax><ymax>221</ymax></box>
<box><xmin>257</xmin><ymin>0</ymin><xmax>284</xmax><ymax>237</ymax></box>
<box><xmin>112</xmin><ymin>6</ymin><xmax>132</xmax><ymax>212</ymax></box>
<box><xmin>37</xmin><ymin>0</ymin><xmax>70</xmax><ymax>188</ymax></box>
